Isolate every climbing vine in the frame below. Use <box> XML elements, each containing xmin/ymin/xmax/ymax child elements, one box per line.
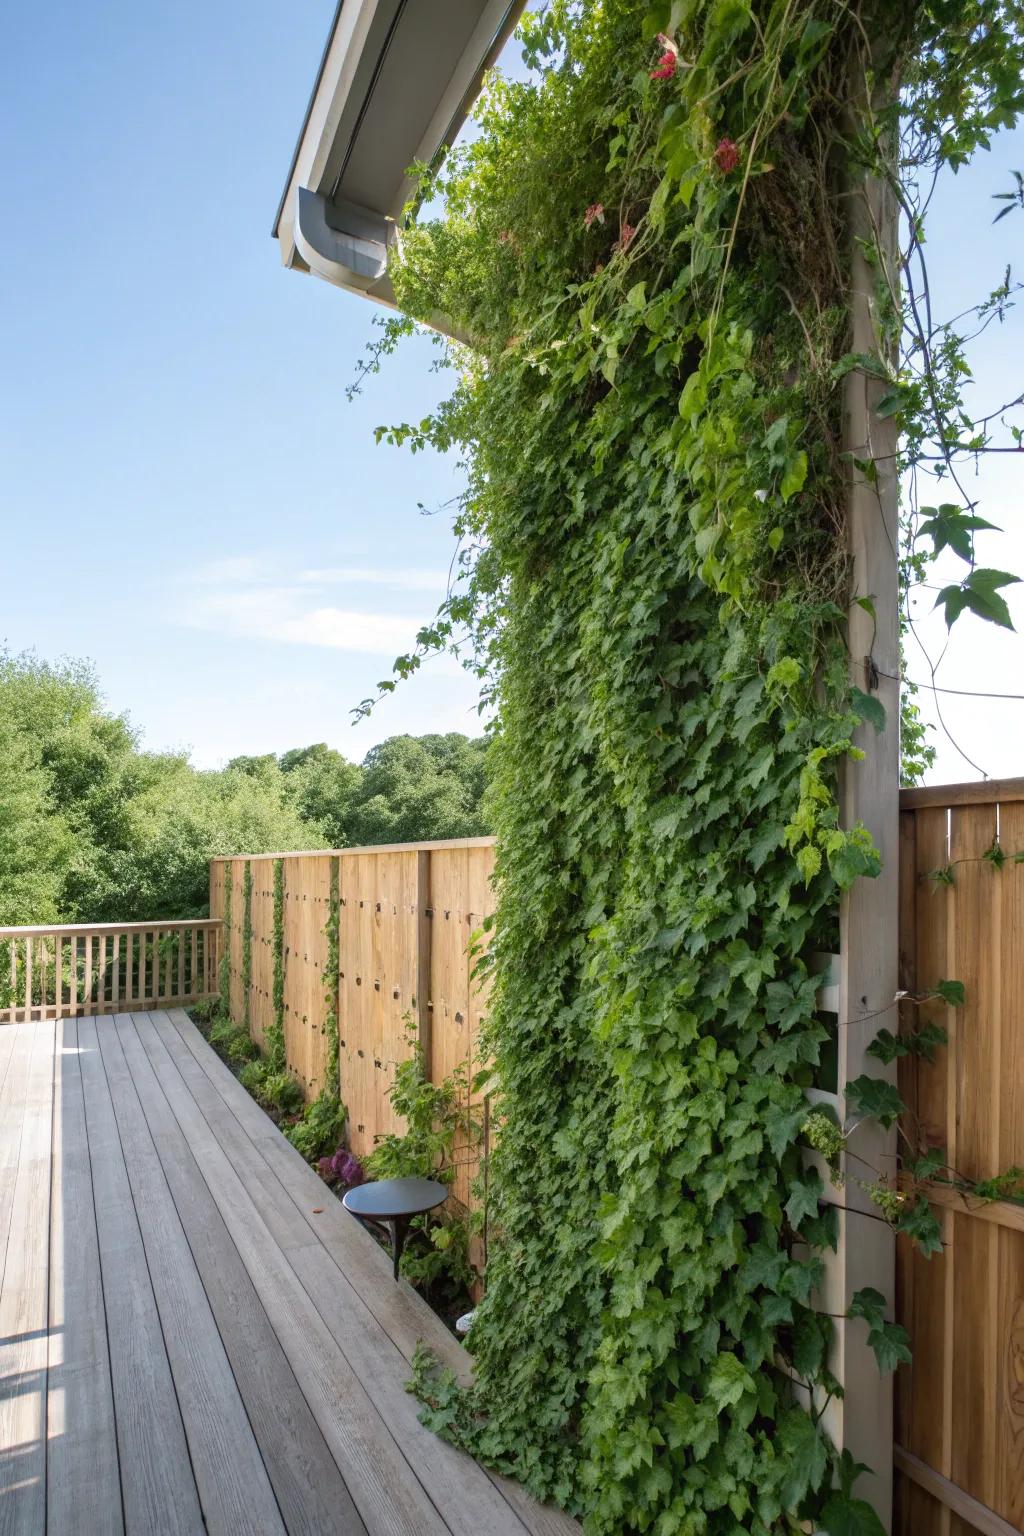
<box><xmin>241</xmin><ymin>859</ymin><xmax>252</xmax><ymax>1035</ymax></box>
<box><xmin>324</xmin><ymin>856</ymin><xmax>341</xmax><ymax>1092</ymax></box>
<box><xmin>284</xmin><ymin>857</ymin><xmax>347</xmax><ymax>1163</ymax></box>
<box><xmin>266</xmin><ymin>857</ymin><xmax>286</xmax><ymax>1072</ymax></box>
<box><xmin>351</xmin><ymin>3</ymin><xmax>1024</xmax><ymax>1532</ymax></box>
<box><xmin>219</xmin><ymin>864</ymin><xmax>232</xmax><ymax>1017</ymax></box>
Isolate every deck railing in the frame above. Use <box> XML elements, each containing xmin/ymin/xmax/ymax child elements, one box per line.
<box><xmin>0</xmin><ymin>919</ymin><xmax>221</xmax><ymax>1023</ymax></box>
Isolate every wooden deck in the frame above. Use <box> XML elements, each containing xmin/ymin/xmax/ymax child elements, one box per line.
<box><xmin>0</xmin><ymin>1010</ymin><xmax>579</xmax><ymax>1535</ymax></box>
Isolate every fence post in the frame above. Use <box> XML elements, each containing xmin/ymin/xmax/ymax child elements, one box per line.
<box><xmin>832</xmin><ymin>65</ymin><xmax>901</xmax><ymax>1531</ymax></box>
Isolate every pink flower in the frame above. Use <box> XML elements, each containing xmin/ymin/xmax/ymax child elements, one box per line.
<box><xmin>650</xmin><ymin>50</ymin><xmax>677</xmax><ymax>80</ymax></box>
<box><xmin>713</xmin><ymin>137</ymin><xmax>740</xmax><ymax>174</ymax></box>
<box><xmin>584</xmin><ymin>202</ymin><xmax>605</xmax><ymax>229</ymax></box>
<box><xmin>612</xmin><ymin>222</ymin><xmax>637</xmax><ymax>254</ymax></box>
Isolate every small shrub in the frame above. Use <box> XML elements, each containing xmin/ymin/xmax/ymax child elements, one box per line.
<box><xmin>363</xmin><ymin>1020</ymin><xmax>481</xmax><ymax>1305</ymax></box>
<box><xmin>286</xmin><ymin>1090</ymin><xmax>348</xmax><ymax>1163</ymax></box>
<box><xmin>239</xmin><ymin>1059</ymin><xmax>304</xmax><ymax>1116</ymax></box>
<box><xmin>208</xmin><ymin>1015</ymin><xmax>258</xmax><ymax>1065</ymax></box>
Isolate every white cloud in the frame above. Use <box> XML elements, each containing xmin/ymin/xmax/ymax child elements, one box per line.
<box><xmin>180</xmin><ymin>550</ymin><xmax>448</xmax><ymax>655</ymax></box>
<box><xmin>295</xmin><ymin>565</ymin><xmax>448</xmax><ymax>592</ymax></box>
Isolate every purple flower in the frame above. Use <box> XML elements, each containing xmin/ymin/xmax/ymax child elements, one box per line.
<box><xmin>318</xmin><ymin>1146</ymin><xmax>365</xmax><ymax>1187</ymax></box>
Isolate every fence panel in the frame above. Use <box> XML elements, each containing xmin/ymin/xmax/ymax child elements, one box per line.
<box><xmin>210</xmin><ymin>840</ymin><xmax>497</xmax><ymax>1244</ymax></box>
<box><xmin>895</xmin><ymin>779</ymin><xmax>1024</xmax><ymax>1536</ymax></box>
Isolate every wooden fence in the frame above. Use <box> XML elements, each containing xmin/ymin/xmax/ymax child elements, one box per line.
<box><xmin>0</xmin><ymin>920</ymin><xmax>220</xmax><ymax>1023</ymax></box>
<box><xmin>209</xmin><ymin>839</ymin><xmax>497</xmax><ymax>1237</ymax></box>
<box><xmin>895</xmin><ymin>778</ymin><xmax>1024</xmax><ymax>1536</ymax></box>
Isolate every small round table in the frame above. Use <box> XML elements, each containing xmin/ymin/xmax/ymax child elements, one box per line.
<box><xmin>342</xmin><ymin>1177</ymin><xmax>448</xmax><ymax>1281</ymax></box>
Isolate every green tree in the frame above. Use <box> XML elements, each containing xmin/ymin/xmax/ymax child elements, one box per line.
<box><xmin>347</xmin><ymin>734</ymin><xmax>489</xmax><ymax>844</ymax></box>
<box><xmin>278</xmin><ymin>743</ymin><xmax>363</xmax><ymax>845</ymax></box>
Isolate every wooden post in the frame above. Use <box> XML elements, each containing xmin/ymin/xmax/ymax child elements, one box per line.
<box><xmin>833</xmin><ymin>72</ymin><xmax>901</xmax><ymax>1531</ymax></box>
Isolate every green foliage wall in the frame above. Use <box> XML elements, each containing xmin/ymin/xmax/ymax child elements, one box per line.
<box><xmin>362</xmin><ymin>1</ymin><xmax>1024</xmax><ymax>1531</ymax></box>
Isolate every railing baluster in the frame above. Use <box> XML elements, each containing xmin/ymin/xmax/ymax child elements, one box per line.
<box><xmin>0</xmin><ymin>920</ymin><xmax>219</xmax><ymax>1025</ymax></box>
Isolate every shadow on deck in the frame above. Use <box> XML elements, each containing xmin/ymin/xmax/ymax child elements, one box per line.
<box><xmin>0</xmin><ymin>1010</ymin><xmax>579</xmax><ymax>1535</ymax></box>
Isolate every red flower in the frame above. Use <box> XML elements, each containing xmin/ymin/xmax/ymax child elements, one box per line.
<box><xmin>612</xmin><ymin>223</ymin><xmax>637</xmax><ymax>254</ymax></box>
<box><xmin>713</xmin><ymin>137</ymin><xmax>740</xmax><ymax>174</ymax></box>
<box><xmin>650</xmin><ymin>49</ymin><xmax>677</xmax><ymax>80</ymax></box>
<box><xmin>584</xmin><ymin>202</ymin><xmax>605</xmax><ymax>229</ymax></box>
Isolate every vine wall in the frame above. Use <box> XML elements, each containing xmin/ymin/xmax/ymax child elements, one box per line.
<box><xmin>355</xmin><ymin>1</ymin><xmax>1024</xmax><ymax>1532</ymax></box>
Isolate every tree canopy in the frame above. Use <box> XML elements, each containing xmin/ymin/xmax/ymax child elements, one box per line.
<box><xmin>0</xmin><ymin>651</ymin><xmax>490</xmax><ymax>925</ymax></box>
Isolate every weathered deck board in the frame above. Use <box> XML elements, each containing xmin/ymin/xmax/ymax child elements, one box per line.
<box><xmin>142</xmin><ymin>1011</ymin><xmax>531</xmax><ymax>1536</ymax></box>
<box><xmin>95</xmin><ymin>1016</ymin><xmax>285</xmax><ymax>1535</ymax></box>
<box><xmin>113</xmin><ymin>1014</ymin><xmax>364</xmax><ymax>1536</ymax></box>
<box><xmin>46</xmin><ymin>1018</ymin><xmax>122</xmax><ymax>1536</ymax></box>
<box><xmin>0</xmin><ymin>1023</ymin><xmax>54</xmax><ymax>1535</ymax></box>
<box><xmin>160</xmin><ymin>1008</ymin><xmax>582</xmax><ymax>1536</ymax></box>
<box><xmin>0</xmin><ymin>1012</ymin><xmax>579</xmax><ymax>1536</ymax></box>
<box><xmin>77</xmin><ymin>1015</ymin><xmax>205</xmax><ymax>1536</ymax></box>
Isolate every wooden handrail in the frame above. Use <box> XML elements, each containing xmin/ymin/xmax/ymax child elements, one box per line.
<box><xmin>0</xmin><ymin>919</ymin><xmax>221</xmax><ymax>1024</ymax></box>
<box><xmin>0</xmin><ymin>918</ymin><xmax>221</xmax><ymax>940</ymax></box>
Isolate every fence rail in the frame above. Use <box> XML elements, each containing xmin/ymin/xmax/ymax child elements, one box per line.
<box><xmin>0</xmin><ymin>920</ymin><xmax>221</xmax><ymax>1023</ymax></box>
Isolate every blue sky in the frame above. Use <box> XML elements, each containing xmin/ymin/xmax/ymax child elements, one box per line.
<box><xmin>1</xmin><ymin>1</ymin><xmax>1021</xmax><ymax>781</ymax></box>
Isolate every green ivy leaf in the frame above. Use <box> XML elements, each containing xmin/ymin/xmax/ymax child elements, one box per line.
<box><xmin>917</xmin><ymin>504</ymin><xmax>999</xmax><ymax>563</ymax></box>
<box><xmin>935</xmin><ymin>568</ymin><xmax>1020</xmax><ymax>630</ymax></box>
<box><xmin>785</xmin><ymin>1167</ymin><xmax>825</xmax><ymax>1233</ymax></box>
<box><xmin>895</xmin><ymin>1197</ymin><xmax>943</xmax><ymax>1256</ymax></box>
<box><xmin>775</xmin><ymin>1407</ymin><xmax>829</xmax><ymax>1510</ymax></box>
<box><xmin>933</xmin><ymin>978</ymin><xmax>965</xmax><ymax>1007</ymax></box>
<box><xmin>865</xmin><ymin>1028</ymin><xmax>905</xmax><ymax>1064</ymax></box>
<box><xmin>848</xmin><ymin>1288</ymin><xmax>911</xmax><ymax>1372</ymax></box>
<box><xmin>796</xmin><ymin>844</ymin><xmax>822</xmax><ymax>884</ymax></box>
<box><xmin>845</xmin><ymin>1075</ymin><xmax>906</xmax><ymax>1128</ymax></box>
<box><xmin>820</xmin><ymin>1492</ymin><xmax>888</xmax><ymax>1535</ymax></box>
<box><xmin>780</xmin><ymin>451</ymin><xmax>808</xmax><ymax>502</ymax></box>
<box><xmin>910</xmin><ymin>1146</ymin><xmax>946</xmax><ymax>1181</ymax></box>
<box><xmin>706</xmin><ymin>1352</ymin><xmax>755</xmax><ymax>1411</ymax></box>
<box><xmin>850</xmin><ymin>687</ymin><xmax>886</xmax><ymax>734</ymax></box>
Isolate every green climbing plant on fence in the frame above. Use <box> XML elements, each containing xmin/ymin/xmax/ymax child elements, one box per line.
<box><xmin>241</xmin><ymin>859</ymin><xmax>252</xmax><ymax>1034</ymax></box>
<box><xmin>219</xmin><ymin>865</ymin><xmax>232</xmax><ymax>1017</ymax></box>
<box><xmin>284</xmin><ymin>857</ymin><xmax>347</xmax><ymax>1163</ymax></box>
<box><xmin>348</xmin><ymin>2</ymin><xmax>1024</xmax><ymax>1531</ymax></box>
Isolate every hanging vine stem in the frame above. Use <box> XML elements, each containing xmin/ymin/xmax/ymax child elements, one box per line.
<box><xmin>241</xmin><ymin>859</ymin><xmax>252</xmax><ymax>1037</ymax></box>
<box><xmin>218</xmin><ymin>864</ymin><xmax>232</xmax><ymax>1017</ymax></box>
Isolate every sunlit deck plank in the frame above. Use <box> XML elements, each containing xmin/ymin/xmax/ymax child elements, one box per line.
<box><xmin>141</xmin><ymin>1009</ymin><xmax>536</xmax><ymax>1536</ymax></box>
<box><xmin>46</xmin><ymin>1017</ymin><xmax>122</xmax><ymax>1536</ymax></box>
<box><xmin>0</xmin><ymin>1023</ymin><xmax>54</xmax><ymax>1534</ymax></box>
<box><xmin>95</xmin><ymin>1015</ymin><xmax>285</xmax><ymax>1535</ymax></box>
<box><xmin>113</xmin><ymin>1012</ymin><xmax>361</xmax><ymax>1536</ymax></box>
<box><xmin>76</xmin><ymin>1017</ymin><xmax>204</xmax><ymax>1536</ymax></box>
<box><xmin>0</xmin><ymin>1010</ymin><xmax>579</xmax><ymax>1536</ymax></box>
<box><xmin>160</xmin><ymin>1008</ymin><xmax>582</xmax><ymax>1536</ymax></box>
<box><xmin>131</xmin><ymin>1011</ymin><xmax>449</xmax><ymax>1536</ymax></box>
